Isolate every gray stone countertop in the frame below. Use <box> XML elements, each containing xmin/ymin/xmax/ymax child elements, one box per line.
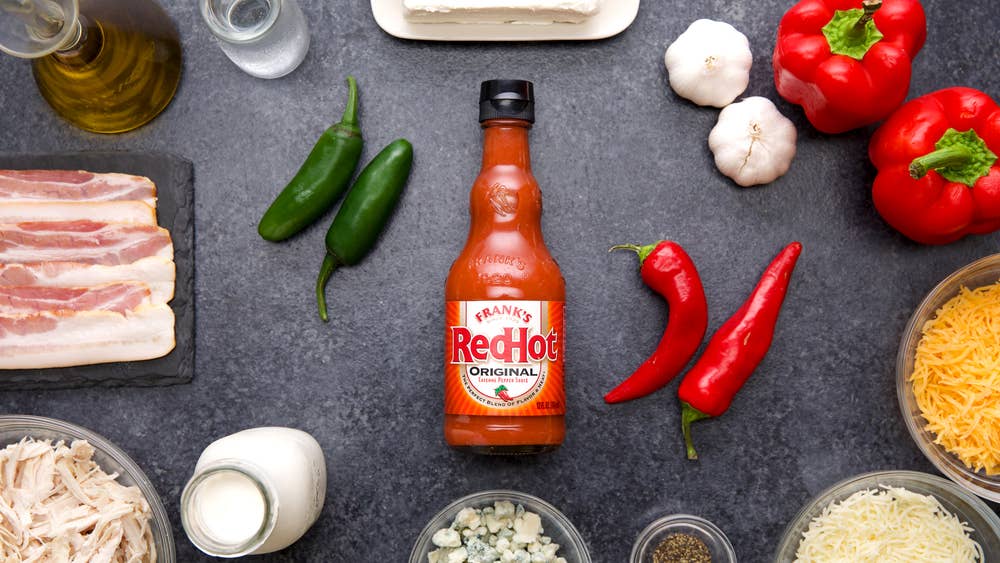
<box><xmin>1</xmin><ymin>0</ymin><xmax>998</xmax><ymax>561</ymax></box>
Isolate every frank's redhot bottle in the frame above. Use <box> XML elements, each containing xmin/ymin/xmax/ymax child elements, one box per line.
<box><xmin>444</xmin><ymin>80</ymin><xmax>566</xmax><ymax>454</ymax></box>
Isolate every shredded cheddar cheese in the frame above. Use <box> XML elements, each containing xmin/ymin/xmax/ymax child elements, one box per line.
<box><xmin>794</xmin><ymin>486</ymin><xmax>983</xmax><ymax>562</ymax></box>
<box><xmin>912</xmin><ymin>281</ymin><xmax>1000</xmax><ymax>476</ymax></box>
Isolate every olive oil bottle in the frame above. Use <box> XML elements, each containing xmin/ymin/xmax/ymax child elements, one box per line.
<box><xmin>30</xmin><ymin>0</ymin><xmax>182</xmax><ymax>133</ymax></box>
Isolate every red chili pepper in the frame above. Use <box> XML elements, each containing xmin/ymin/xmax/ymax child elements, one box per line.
<box><xmin>495</xmin><ymin>385</ymin><xmax>512</xmax><ymax>402</ymax></box>
<box><xmin>869</xmin><ymin>87</ymin><xmax>1000</xmax><ymax>244</ymax></box>
<box><xmin>604</xmin><ymin>241</ymin><xmax>708</xmax><ymax>404</ymax></box>
<box><xmin>678</xmin><ymin>242</ymin><xmax>803</xmax><ymax>460</ymax></box>
<box><xmin>773</xmin><ymin>0</ymin><xmax>926</xmax><ymax>133</ymax></box>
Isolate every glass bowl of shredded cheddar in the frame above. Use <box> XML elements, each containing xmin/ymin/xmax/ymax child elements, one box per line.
<box><xmin>897</xmin><ymin>254</ymin><xmax>1000</xmax><ymax>501</ymax></box>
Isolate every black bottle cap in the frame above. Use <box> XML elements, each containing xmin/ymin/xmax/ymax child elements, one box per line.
<box><xmin>479</xmin><ymin>79</ymin><xmax>535</xmax><ymax>123</ymax></box>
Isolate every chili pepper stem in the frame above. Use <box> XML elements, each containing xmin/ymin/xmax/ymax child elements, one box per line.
<box><xmin>850</xmin><ymin>0</ymin><xmax>882</xmax><ymax>38</ymax></box>
<box><xmin>316</xmin><ymin>254</ymin><xmax>341</xmax><ymax>323</ymax></box>
<box><xmin>609</xmin><ymin>243</ymin><xmax>657</xmax><ymax>265</ymax></box>
<box><xmin>609</xmin><ymin>243</ymin><xmax>642</xmax><ymax>254</ymax></box>
<box><xmin>341</xmin><ymin>76</ymin><xmax>359</xmax><ymax>127</ymax></box>
<box><xmin>909</xmin><ymin>146</ymin><xmax>973</xmax><ymax>180</ymax></box>
<box><xmin>681</xmin><ymin>401</ymin><xmax>711</xmax><ymax>460</ymax></box>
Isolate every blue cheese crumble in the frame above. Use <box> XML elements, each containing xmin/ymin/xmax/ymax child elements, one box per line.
<box><xmin>428</xmin><ymin>501</ymin><xmax>568</xmax><ymax>563</ymax></box>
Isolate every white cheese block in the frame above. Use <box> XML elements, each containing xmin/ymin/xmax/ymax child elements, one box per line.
<box><xmin>403</xmin><ymin>0</ymin><xmax>601</xmax><ymax>24</ymax></box>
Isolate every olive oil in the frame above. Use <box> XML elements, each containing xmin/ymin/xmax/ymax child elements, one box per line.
<box><xmin>31</xmin><ymin>0</ymin><xmax>182</xmax><ymax>133</ymax></box>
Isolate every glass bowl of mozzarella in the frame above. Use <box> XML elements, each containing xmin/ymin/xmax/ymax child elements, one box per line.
<box><xmin>773</xmin><ymin>470</ymin><xmax>1000</xmax><ymax>562</ymax></box>
<box><xmin>409</xmin><ymin>490</ymin><xmax>591</xmax><ymax>563</ymax></box>
<box><xmin>896</xmin><ymin>253</ymin><xmax>1000</xmax><ymax>501</ymax></box>
<box><xmin>0</xmin><ymin>415</ymin><xmax>175</xmax><ymax>562</ymax></box>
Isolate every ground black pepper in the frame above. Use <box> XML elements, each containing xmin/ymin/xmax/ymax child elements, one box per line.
<box><xmin>652</xmin><ymin>532</ymin><xmax>712</xmax><ymax>563</ymax></box>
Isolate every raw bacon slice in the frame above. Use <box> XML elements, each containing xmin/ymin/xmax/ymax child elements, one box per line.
<box><xmin>0</xmin><ymin>201</ymin><xmax>156</xmax><ymax>225</ymax></box>
<box><xmin>0</xmin><ymin>170</ymin><xmax>157</xmax><ymax>208</ymax></box>
<box><xmin>0</xmin><ymin>283</ymin><xmax>152</xmax><ymax>315</ymax></box>
<box><xmin>0</xmin><ymin>304</ymin><xmax>175</xmax><ymax>369</ymax></box>
<box><xmin>0</xmin><ymin>221</ymin><xmax>173</xmax><ymax>265</ymax></box>
<box><xmin>0</xmin><ymin>257</ymin><xmax>175</xmax><ymax>304</ymax></box>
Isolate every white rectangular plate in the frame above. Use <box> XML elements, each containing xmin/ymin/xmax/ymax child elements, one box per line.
<box><xmin>371</xmin><ymin>0</ymin><xmax>640</xmax><ymax>41</ymax></box>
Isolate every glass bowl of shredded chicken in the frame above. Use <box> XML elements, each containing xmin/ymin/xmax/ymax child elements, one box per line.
<box><xmin>896</xmin><ymin>254</ymin><xmax>1000</xmax><ymax>502</ymax></box>
<box><xmin>0</xmin><ymin>415</ymin><xmax>174</xmax><ymax>562</ymax></box>
<box><xmin>773</xmin><ymin>470</ymin><xmax>1000</xmax><ymax>562</ymax></box>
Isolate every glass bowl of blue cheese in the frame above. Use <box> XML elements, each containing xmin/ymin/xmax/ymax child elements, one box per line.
<box><xmin>410</xmin><ymin>490</ymin><xmax>592</xmax><ymax>563</ymax></box>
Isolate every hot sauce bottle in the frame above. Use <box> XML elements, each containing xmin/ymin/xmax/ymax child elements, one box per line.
<box><xmin>444</xmin><ymin>80</ymin><xmax>566</xmax><ymax>454</ymax></box>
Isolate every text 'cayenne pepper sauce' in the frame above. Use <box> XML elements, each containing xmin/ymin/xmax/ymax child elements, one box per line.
<box><xmin>444</xmin><ymin>80</ymin><xmax>566</xmax><ymax>454</ymax></box>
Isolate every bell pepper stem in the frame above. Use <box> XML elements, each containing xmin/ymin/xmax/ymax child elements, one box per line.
<box><xmin>609</xmin><ymin>243</ymin><xmax>656</xmax><ymax>265</ymax></box>
<box><xmin>341</xmin><ymin>76</ymin><xmax>359</xmax><ymax>127</ymax></box>
<box><xmin>850</xmin><ymin>0</ymin><xmax>882</xmax><ymax>38</ymax></box>
<box><xmin>316</xmin><ymin>254</ymin><xmax>340</xmax><ymax>323</ymax></box>
<box><xmin>909</xmin><ymin>146</ymin><xmax>973</xmax><ymax>180</ymax></box>
<box><xmin>681</xmin><ymin>401</ymin><xmax>711</xmax><ymax>461</ymax></box>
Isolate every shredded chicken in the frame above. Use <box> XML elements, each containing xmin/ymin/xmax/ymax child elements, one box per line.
<box><xmin>0</xmin><ymin>439</ymin><xmax>157</xmax><ymax>563</ymax></box>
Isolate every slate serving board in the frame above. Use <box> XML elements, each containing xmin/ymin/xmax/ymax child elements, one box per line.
<box><xmin>0</xmin><ymin>152</ymin><xmax>195</xmax><ymax>388</ymax></box>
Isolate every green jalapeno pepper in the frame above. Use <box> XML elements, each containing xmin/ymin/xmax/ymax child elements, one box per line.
<box><xmin>258</xmin><ymin>76</ymin><xmax>363</xmax><ymax>242</ymax></box>
<box><xmin>316</xmin><ymin>139</ymin><xmax>414</xmax><ymax>321</ymax></box>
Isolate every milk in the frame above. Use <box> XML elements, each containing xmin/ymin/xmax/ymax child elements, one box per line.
<box><xmin>192</xmin><ymin>471</ymin><xmax>266</xmax><ymax>544</ymax></box>
<box><xmin>181</xmin><ymin>427</ymin><xmax>326</xmax><ymax>557</ymax></box>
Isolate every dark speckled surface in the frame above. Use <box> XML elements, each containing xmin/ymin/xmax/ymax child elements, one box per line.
<box><xmin>0</xmin><ymin>1</ymin><xmax>998</xmax><ymax>561</ymax></box>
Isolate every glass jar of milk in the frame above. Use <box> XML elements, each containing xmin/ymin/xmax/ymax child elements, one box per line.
<box><xmin>181</xmin><ymin>427</ymin><xmax>326</xmax><ymax>557</ymax></box>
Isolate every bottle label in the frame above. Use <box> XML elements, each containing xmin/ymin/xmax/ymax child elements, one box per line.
<box><xmin>445</xmin><ymin>300</ymin><xmax>565</xmax><ymax>416</ymax></box>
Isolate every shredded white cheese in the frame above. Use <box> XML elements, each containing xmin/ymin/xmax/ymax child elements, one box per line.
<box><xmin>794</xmin><ymin>486</ymin><xmax>983</xmax><ymax>562</ymax></box>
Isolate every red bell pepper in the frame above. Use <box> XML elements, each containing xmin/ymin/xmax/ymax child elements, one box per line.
<box><xmin>870</xmin><ymin>87</ymin><xmax>1000</xmax><ymax>244</ymax></box>
<box><xmin>773</xmin><ymin>0</ymin><xmax>926</xmax><ymax>133</ymax></box>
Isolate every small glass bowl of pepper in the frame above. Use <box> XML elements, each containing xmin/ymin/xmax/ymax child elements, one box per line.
<box><xmin>631</xmin><ymin>514</ymin><xmax>736</xmax><ymax>563</ymax></box>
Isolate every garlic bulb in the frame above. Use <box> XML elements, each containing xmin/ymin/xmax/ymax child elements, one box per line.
<box><xmin>664</xmin><ymin>19</ymin><xmax>753</xmax><ymax>108</ymax></box>
<box><xmin>708</xmin><ymin>97</ymin><xmax>797</xmax><ymax>187</ymax></box>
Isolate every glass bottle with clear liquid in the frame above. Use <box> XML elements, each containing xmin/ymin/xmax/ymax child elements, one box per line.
<box><xmin>201</xmin><ymin>0</ymin><xmax>309</xmax><ymax>79</ymax></box>
<box><xmin>0</xmin><ymin>0</ymin><xmax>182</xmax><ymax>133</ymax></box>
